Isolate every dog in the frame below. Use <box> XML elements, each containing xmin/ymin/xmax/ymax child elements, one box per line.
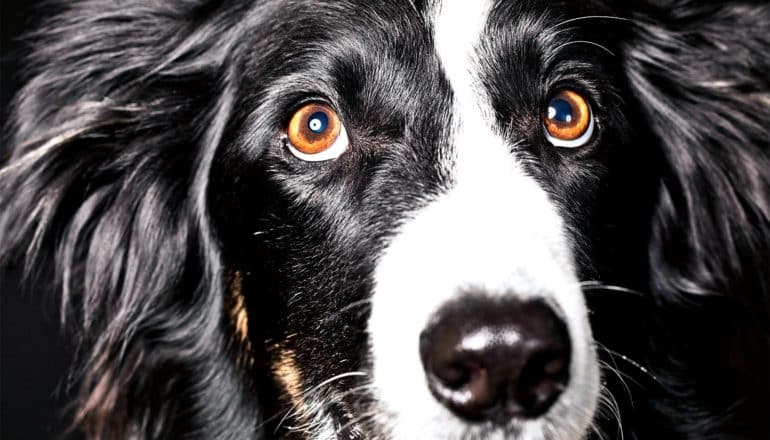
<box><xmin>1</xmin><ymin>0</ymin><xmax>768</xmax><ymax>438</ymax></box>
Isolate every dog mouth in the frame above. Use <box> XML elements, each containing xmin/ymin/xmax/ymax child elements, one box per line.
<box><xmin>279</xmin><ymin>385</ymin><xmax>598</xmax><ymax>440</ymax></box>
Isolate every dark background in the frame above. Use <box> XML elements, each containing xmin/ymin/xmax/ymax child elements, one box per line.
<box><xmin>1</xmin><ymin>1</ymin><xmax>79</xmax><ymax>439</ymax></box>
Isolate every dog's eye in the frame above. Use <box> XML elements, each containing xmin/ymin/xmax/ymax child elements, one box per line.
<box><xmin>286</xmin><ymin>103</ymin><xmax>349</xmax><ymax>161</ymax></box>
<box><xmin>543</xmin><ymin>90</ymin><xmax>594</xmax><ymax>148</ymax></box>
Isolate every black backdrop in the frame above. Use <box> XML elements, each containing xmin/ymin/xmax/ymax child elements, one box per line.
<box><xmin>1</xmin><ymin>2</ymin><xmax>79</xmax><ymax>439</ymax></box>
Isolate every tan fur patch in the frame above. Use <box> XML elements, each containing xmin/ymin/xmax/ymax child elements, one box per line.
<box><xmin>272</xmin><ymin>344</ymin><xmax>309</xmax><ymax>421</ymax></box>
<box><xmin>227</xmin><ymin>271</ymin><xmax>253</xmax><ymax>367</ymax></box>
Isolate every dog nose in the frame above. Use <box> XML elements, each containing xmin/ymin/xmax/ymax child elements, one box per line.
<box><xmin>419</xmin><ymin>297</ymin><xmax>571</xmax><ymax>424</ymax></box>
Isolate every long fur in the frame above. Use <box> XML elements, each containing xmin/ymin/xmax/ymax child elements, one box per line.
<box><xmin>615</xmin><ymin>3</ymin><xmax>770</xmax><ymax>437</ymax></box>
<box><xmin>1</xmin><ymin>2</ymin><xmax>259</xmax><ymax>438</ymax></box>
<box><xmin>1</xmin><ymin>0</ymin><xmax>768</xmax><ymax>438</ymax></box>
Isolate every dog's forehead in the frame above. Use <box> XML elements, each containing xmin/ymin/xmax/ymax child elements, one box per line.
<box><xmin>432</xmin><ymin>0</ymin><xmax>492</xmax><ymax>83</ymax></box>
<box><xmin>424</xmin><ymin>0</ymin><xmax>557</xmax><ymax>118</ymax></box>
<box><xmin>431</xmin><ymin>0</ymin><xmax>494</xmax><ymax>112</ymax></box>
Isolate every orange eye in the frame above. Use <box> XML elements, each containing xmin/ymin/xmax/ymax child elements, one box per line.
<box><xmin>286</xmin><ymin>103</ymin><xmax>347</xmax><ymax>161</ymax></box>
<box><xmin>543</xmin><ymin>90</ymin><xmax>594</xmax><ymax>147</ymax></box>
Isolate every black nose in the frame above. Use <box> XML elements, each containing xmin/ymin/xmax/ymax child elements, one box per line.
<box><xmin>419</xmin><ymin>297</ymin><xmax>571</xmax><ymax>424</ymax></box>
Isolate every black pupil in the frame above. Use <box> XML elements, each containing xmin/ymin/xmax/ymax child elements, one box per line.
<box><xmin>548</xmin><ymin>98</ymin><xmax>573</xmax><ymax>124</ymax></box>
<box><xmin>308</xmin><ymin>111</ymin><xmax>329</xmax><ymax>134</ymax></box>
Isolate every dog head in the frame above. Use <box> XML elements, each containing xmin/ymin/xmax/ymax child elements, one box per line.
<box><xmin>2</xmin><ymin>0</ymin><xmax>768</xmax><ymax>438</ymax></box>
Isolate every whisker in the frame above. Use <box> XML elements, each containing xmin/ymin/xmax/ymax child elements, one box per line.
<box><xmin>597</xmin><ymin>387</ymin><xmax>625</xmax><ymax>440</ymax></box>
<box><xmin>588</xmin><ymin>418</ymin><xmax>608</xmax><ymax>440</ymax></box>
<box><xmin>255</xmin><ymin>406</ymin><xmax>292</xmax><ymax>431</ymax></box>
<box><xmin>597</xmin><ymin>343</ymin><xmax>661</xmax><ymax>386</ymax></box>
<box><xmin>580</xmin><ymin>280</ymin><xmax>648</xmax><ymax>297</ymax></box>
<box><xmin>252</xmin><ymin>224</ymin><xmax>292</xmax><ymax>236</ymax></box>
<box><xmin>320</xmin><ymin>298</ymin><xmax>373</xmax><ymax>326</ymax></box>
<box><xmin>551</xmin><ymin>15</ymin><xmax>635</xmax><ymax>32</ymax></box>
<box><xmin>599</xmin><ymin>359</ymin><xmax>635</xmax><ymax>403</ymax></box>
<box><xmin>307</xmin><ymin>372</ymin><xmax>368</xmax><ymax>399</ymax></box>
<box><xmin>273</xmin><ymin>371</ymin><xmax>368</xmax><ymax>434</ymax></box>
<box><xmin>597</xmin><ymin>342</ymin><xmax>644</xmax><ymax>395</ymax></box>
<box><xmin>334</xmin><ymin>383</ymin><xmax>378</xmax><ymax>402</ymax></box>
<box><xmin>553</xmin><ymin>40</ymin><xmax>616</xmax><ymax>57</ymax></box>
<box><xmin>337</xmin><ymin>409</ymin><xmax>381</xmax><ymax>437</ymax></box>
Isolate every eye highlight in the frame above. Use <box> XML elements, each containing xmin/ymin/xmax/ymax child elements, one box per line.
<box><xmin>543</xmin><ymin>90</ymin><xmax>594</xmax><ymax>148</ymax></box>
<box><xmin>286</xmin><ymin>103</ymin><xmax>349</xmax><ymax>161</ymax></box>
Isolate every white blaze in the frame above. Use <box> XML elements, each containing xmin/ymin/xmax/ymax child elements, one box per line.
<box><xmin>368</xmin><ymin>0</ymin><xmax>600</xmax><ymax>438</ymax></box>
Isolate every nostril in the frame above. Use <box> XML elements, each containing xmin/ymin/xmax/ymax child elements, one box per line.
<box><xmin>420</xmin><ymin>297</ymin><xmax>571</xmax><ymax>424</ymax></box>
<box><xmin>515</xmin><ymin>350</ymin><xmax>570</xmax><ymax>416</ymax></box>
<box><xmin>428</xmin><ymin>358</ymin><xmax>496</xmax><ymax>411</ymax></box>
<box><xmin>433</xmin><ymin>360</ymin><xmax>479</xmax><ymax>390</ymax></box>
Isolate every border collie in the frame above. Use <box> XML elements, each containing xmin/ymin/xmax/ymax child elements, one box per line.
<box><xmin>1</xmin><ymin>0</ymin><xmax>768</xmax><ymax>438</ymax></box>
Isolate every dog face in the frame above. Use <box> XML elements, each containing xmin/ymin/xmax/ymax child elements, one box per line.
<box><xmin>209</xmin><ymin>1</ymin><xmax>656</xmax><ymax>437</ymax></box>
<box><xmin>2</xmin><ymin>0</ymin><xmax>768</xmax><ymax>438</ymax></box>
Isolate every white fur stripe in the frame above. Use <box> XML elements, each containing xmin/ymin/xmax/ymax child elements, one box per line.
<box><xmin>369</xmin><ymin>1</ymin><xmax>600</xmax><ymax>438</ymax></box>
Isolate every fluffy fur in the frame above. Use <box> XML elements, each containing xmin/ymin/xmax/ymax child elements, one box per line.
<box><xmin>1</xmin><ymin>0</ymin><xmax>768</xmax><ymax>439</ymax></box>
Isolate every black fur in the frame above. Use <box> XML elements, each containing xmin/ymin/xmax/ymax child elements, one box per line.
<box><xmin>1</xmin><ymin>0</ymin><xmax>768</xmax><ymax>438</ymax></box>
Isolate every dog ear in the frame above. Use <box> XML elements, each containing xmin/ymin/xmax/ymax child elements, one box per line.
<box><xmin>0</xmin><ymin>2</ymin><xmax>261</xmax><ymax>438</ymax></box>
<box><xmin>619</xmin><ymin>1</ymin><xmax>770</xmax><ymax>310</ymax></box>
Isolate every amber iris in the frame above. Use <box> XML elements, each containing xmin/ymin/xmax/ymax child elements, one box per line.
<box><xmin>287</xmin><ymin>103</ymin><xmax>341</xmax><ymax>155</ymax></box>
<box><xmin>543</xmin><ymin>90</ymin><xmax>591</xmax><ymax>141</ymax></box>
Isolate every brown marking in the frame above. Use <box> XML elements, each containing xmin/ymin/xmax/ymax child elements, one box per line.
<box><xmin>227</xmin><ymin>270</ymin><xmax>254</xmax><ymax>367</ymax></box>
<box><xmin>272</xmin><ymin>346</ymin><xmax>310</xmax><ymax>423</ymax></box>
